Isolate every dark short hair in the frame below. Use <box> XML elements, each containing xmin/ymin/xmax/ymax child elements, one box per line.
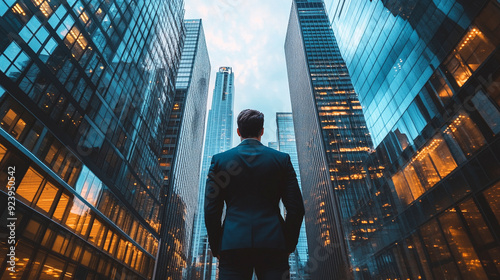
<box><xmin>237</xmin><ymin>109</ymin><xmax>264</xmax><ymax>138</ymax></box>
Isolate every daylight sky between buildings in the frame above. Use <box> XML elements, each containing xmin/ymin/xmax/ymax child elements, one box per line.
<box><xmin>184</xmin><ymin>0</ymin><xmax>293</xmax><ymax>147</ymax></box>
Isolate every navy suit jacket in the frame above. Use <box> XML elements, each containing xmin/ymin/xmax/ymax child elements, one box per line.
<box><xmin>204</xmin><ymin>139</ymin><xmax>305</xmax><ymax>256</ymax></box>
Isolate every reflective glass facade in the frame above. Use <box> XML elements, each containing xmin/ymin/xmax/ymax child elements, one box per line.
<box><xmin>276</xmin><ymin>112</ymin><xmax>310</xmax><ymax>280</ymax></box>
<box><xmin>285</xmin><ymin>1</ymin><xmax>373</xmax><ymax>278</ymax></box>
<box><xmin>288</xmin><ymin>0</ymin><xmax>500</xmax><ymax>279</ymax></box>
<box><xmin>0</xmin><ymin>0</ymin><xmax>184</xmax><ymax>279</ymax></box>
<box><xmin>188</xmin><ymin>66</ymin><xmax>234</xmax><ymax>280</ymax></box>
<box><xmin>155</xmin><ymin>19</ymin><xmax>210</xmax><ymax>280</ymax></box>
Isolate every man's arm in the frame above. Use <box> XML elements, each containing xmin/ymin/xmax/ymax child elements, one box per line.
<box><xmin>282</xmin><ymin>154</ymin><xmax>305</xmax><ymax>253</ymax></box>
<box><xmin>204</xmin><ymin>156</ymin><xmax>224</xmax><ymax>257</ymax></box>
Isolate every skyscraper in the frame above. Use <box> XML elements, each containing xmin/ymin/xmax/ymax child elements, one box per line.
<box><xmin>288</xmin><ymin>0</ymin><xmax>500</xmax><ymax>279</ymax></box>
<box><xmin>0</xmin><ymin>0</ymin><xmax>184</xmax><ymax>279</ymax></box>
<box><xmin>276</xmin><ymin>112</ymin><xmax>310</xmax><ymax>280</ymax></box>
<box><xmin>155</xmin><ymin>19</ymin><xmax>211</xmax><ymax>280</ymax></box>
<box><xmin>324</xmin><ymin>0</ymin><xmax>500</xmax><ymax>279</ymax></box>
<box><xmin>189</xmin><ymin>66</ymin><xmax>234</xmax><ymax>280</ymax></box>
<box><xmin>285</xmin><ymin>0</ymin><xmax>373</xmax><ymax>278</ymax></box>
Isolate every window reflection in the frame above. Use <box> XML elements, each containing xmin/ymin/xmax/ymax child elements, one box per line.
<box><xmin>52</xmin><ymin>233</ymin><xmax>70</xmax><ymax>255</ymax></box>
<box><xmin>471</xmin><ymin>90</ymin><xmax>500</xmax><ymax>134</ymax></box>
<box><xmin>427</xmin><ymin>136</ymin><xmax>457</xmax><ymax>178</ymax></box>
<box><xmin>88</xmin><ymin>218</ymin><xmax>103</xmax><ymax>245</ymax></box>
<box><xmin>392</xmin><ymin>168</ymin><xmax>415</xmax><ymax>205</ymax></box>
<box><xmin>445</xmin><ymin>25</ymin><xmax>495</xmax><ymax>87</ymax></box>
<box><xmin>439</xmin><ymin>211</ymin><xmax>488</xmax><ymax>279</ymax></box>
<box><xmin>17</xmin><ymin>167</ymin><xmax>44</xmax><ymax>203</ymax></box>
<box><xmin>53</xmin><ymin>193</ymin><xmax>69</xmax><ymax>221</ymax></box>
<box><xmin>64</xmin><ymin>198</ymin><xmax>86</xmax><ymax>231</ymax></box>
<box><xmin>420</xmin><ymin>219</ymin><xmax>461</xmax><ymax>279</ymax></box>
<box><xmin>36</xmin><ymin>181</ymin><xmax>58</xmax><ymax>213</ymax></box>
<box><xmin>392</xmin><ymin>134</ymin><xmax>458</xmax><ymax>205</ymax></box>
<box><xmin>0</xmin><ymin>143</ymin><xmax>7</xmax><ymax>163</ymax></box>
<box><xmin>23</xmin><ymin>219</ymin><xmax>42</xmax><ymax>241</ymax></box>
<box><xmin>402</xmin><ymin>164</ymin><xmax>425</xmax><ymax>198</ymax></box>
<box><xmin>40</xmin><ymin>255</ymin><xmax>65</xmax><ymax>279</ymax></box>
<box><xmin>32</xmin><ymin>0</ymin><xmax>54</xmax><ymax>18</ymax></box>
<box><xmin>459</xmin><ymin>198</ymin><xmax>494</xmax><ymax>246</ymax></box>
<box><xmin>429</xmin><ymin>71</ymin><xmax>454</xmax><ymax>104</ymax></box>
<box><xmin>1</xmin><ymin>109</ymin><xmax>18</xmax><ymax>129</ymax></box>
<box><xmin>484</xmin><ymin>181</ymin><xmax>500</xmax><ymax>223</ymax></box>
<box><xmin>443</xmin><ymin>111</ymin><xmax>486</xmax><ymax>157</ymax></box>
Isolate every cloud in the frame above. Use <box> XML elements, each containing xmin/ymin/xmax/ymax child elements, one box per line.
<box><xmin>185</xmin><ymin>0</ymin><xmax>294</xmax><ymax>146</ymax></box>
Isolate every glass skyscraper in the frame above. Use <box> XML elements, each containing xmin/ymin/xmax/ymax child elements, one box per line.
<box><xmin>189</xmin><ymin>66</ymin><xmax>234</xmax><ymax>280</ymax></box>
<box><xmin>287</xmin><ymin>0</ymin><xmax>500</xmax><ymax>279</ymax></box>
<box><xmin>155</xmin><ymin>19</ymin><xmax>210</xmax><ymax>280</ymax></box>
<box><xmin>0</xmin><ymin>0</ymin><xmax>184</xmax><ymax>279</ymax></box>
<box><xmin>276</xmin><ymin>112</ymin><xmax>310</xmax><ymax>280</ymax></box>
<box><xmin>285</xmin><ymin>0</ymin><xmax>376</xmax><ymax>278</ymax></box>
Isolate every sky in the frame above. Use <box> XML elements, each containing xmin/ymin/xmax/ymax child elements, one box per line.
<box><xmin>184</xmin><ymin>0</ymin><xmax>294</xmax><ymax>147</ymax></box>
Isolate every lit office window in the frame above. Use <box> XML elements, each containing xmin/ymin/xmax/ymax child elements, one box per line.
<box><xmin>445</xmin><ymin>25</ymin><xmax>495</xmax><ymax>87</ymax></box>
<box><xmin>392</xmin><ymin>171</ymin><xmax>414</xmax><ymax>206</ymax></box>
<box><xmin>459</xmin><ymin>199</ymin><xmax>494</xmax><ymax>246</ymax></box>
<box><xmin>0</xmin><ymin>143</ymin><xmax>6</xmax><ymax>162</ymax></box>
<box><xmin>31</xmin><ymin>0</ymin><xmax>55</xmax><ymax>18</ymax></box>
<box><xmin>439</xmin><ymin>211</ymin><xmax>488</xmax><ymax>279</ymax></box>
<box><xmin>443</xmin><ymin>111</ymin><xmax>486</xmax><ymax>157</ymax></box>
<box><xmin>53</xmin><ymin>193</ymin><xmax>70</xmax><ymax>221</ymax></box>
<box><xmin>420</xmin><ymin>219</ymin><xmax>461</xmax><ymax>279</ymax></box>
<box><xmin>402</xmin><ymin>163</ymin><xmax>425</xmax><ymax>198</ymax></box>
<box><xmin>36</xmin><ymin>181</ymin><xmax>58</xmax><ymax>213</ymax></box>
<box><xmin>17</xmin><ymin>167</ymin><xmax>44</xmax><ymax>203</ymax></box>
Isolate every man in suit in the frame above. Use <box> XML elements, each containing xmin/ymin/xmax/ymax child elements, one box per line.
<box><xmin>205</xmin><ymin>109</ymin><xmax>305</xmax><ymax>280</ymax></box>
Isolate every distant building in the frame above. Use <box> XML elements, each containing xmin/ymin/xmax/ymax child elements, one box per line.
<box><xmin>276</xmin><ymin>112</ymin><xmax>310</xmax><ymax>280</ymax></box>
<box><xmin>0</xmin><ymin>0</ymin><xmax>184</xmax><ymax>279</ymax></box>
<box><xmin>189</xmin><ymin>67</ymin><xmax>235</xmax><ymax>280</ymax></box>
<box><xmin>155</xmin><ymin>19</ymin><xmax>211</xmax><ymax>280</ymax></box>
<box><xmin>268</xmin><ymin>141</ymin><xmax>279</xmax><ymax>150</ymax></box>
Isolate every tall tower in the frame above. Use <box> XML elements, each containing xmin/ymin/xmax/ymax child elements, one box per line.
<box><xmin>285</xmin><ymin>0</ymin><xmax>373</xmax><ymax>278</ymax></box>
<box><xmin>276</xmin><ymin>112</ymin><xmax>310</xmax><ymax>280</ymax></box>
<box><xmin>0</xmin><ymin>0</ymin><xmax>184</xmax><ymax>279</ymax></box>
<box><xmin>321</xmin><ymin>0</ymin><xmax>500</xmax><ymax>279</ymax></box>
<box><xmin>288</xmin><ymin>0</ymin><xmax>500</xmax><ymax>279</ymax></box>
<box><xmin>189</xmin><ymin>67</ymin><xmax>234</xmax><ymax>280</ymax></box>
<box><xmin>155</xmin><ymin>19</ymin><xmax>211</xmax><ymax>280</ymax></box>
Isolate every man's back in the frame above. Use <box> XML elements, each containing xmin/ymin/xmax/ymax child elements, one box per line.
<box><xmin>205</xmin><ymin>109</ymin><xmax>305</xmax><ymax>280</ymax></box>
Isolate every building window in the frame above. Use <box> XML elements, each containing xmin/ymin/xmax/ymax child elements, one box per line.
<box><xmin>392</xmin><ymin>171</ymin><xmax>414</xmax><ymax>206</ymax></box>
<box><xmin>35</xmin><ymin>181</ymin><xmax>58</xmax><ymax>213</ymax></box>
<box><xmin>483</xmin><ymin>181</ymin><xmax>500</xmax><ymax>224</ymax></box>
<box><xmin>439</xmin><ymin>211</ymin><xmax>488</xmax><ymax>279</ymax></box>
<box><xmin>53</xmin><ymin>193</ymin><xmax>70</xmax><ymax>221</ymax></box>
<box><xmin>17</xmin><ymin>167</ymin><xmax>44</xmax><ymax>203</ymax></box>
<box><xmin>443</xmin><ymin>111</ymin><xmax>486</xmax><ymax>157</ymax></box>
<box><xmin>471</xmin><ymin>90</ymin><xmax>500</xmax><ymax>134</ymax></box>
<box><xmin>0</xmin><ymin>143</ymin><xmax>7</xmax><ymax>163</ymax></box>
<box><xmin>444</xmin><ymin>25</ymin><xmax>495</xmax><ymax>87</ymax></box>
<box><xmin>459</xmin><ymin>198</ymin><xmax>495</xmax><ymax>247</ymax></box>
<box><xmin>420</xmin><ymin>219</ymin><xmax>461</xmax><ymax>279</ymax></box>
<box><xmin>392</xmin><ymin>135</ymin><xmax>457</xmax><ymax>205</ymax></box>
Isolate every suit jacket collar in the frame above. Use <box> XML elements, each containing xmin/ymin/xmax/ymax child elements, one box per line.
<box><xmin>238</xmin><ymin>138</ymin><xmax>263</xmax><ymax>146</ymax></box>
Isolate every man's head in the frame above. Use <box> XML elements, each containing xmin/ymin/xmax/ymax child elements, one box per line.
<box><xmin>237</xmin><ymin>109</ymin><xmax>264</xmax><ymax>140</ymax></box>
